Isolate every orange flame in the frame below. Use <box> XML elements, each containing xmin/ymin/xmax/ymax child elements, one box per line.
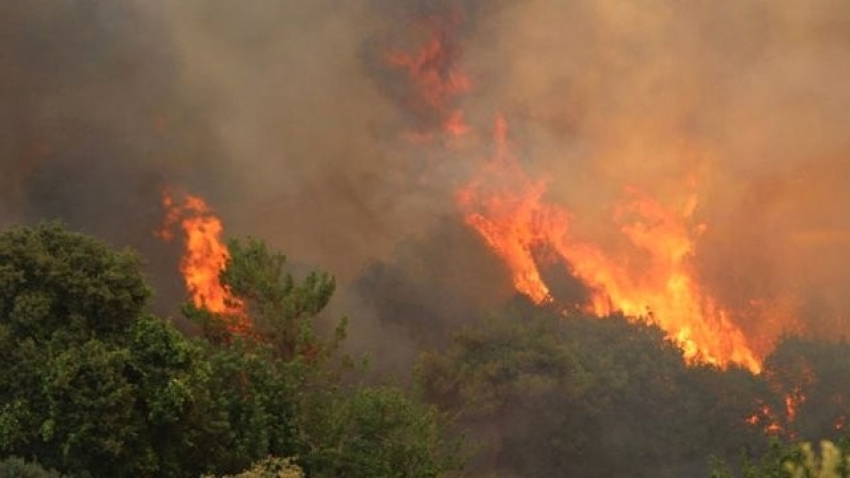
<box><xmin>158</xmin><ymin>189</ymin><xmax>249</xmax><ymax>334</ymax></box>
<box><xmin>458</xmin><ymin>117</ymin><xmax>761</xmax><ymax>373</ymax></box>
<box><xmin>785</xmin><ymin>391</ymin><xmax>802</xmax><ymax>424</ymax></box>
<box><xmin>384</xmin><ymin>9</ymin><xmax>762</xmax><ymax>372</ymax></box>
<box><xmin>456</xmin><ymin>116</ymin><xmax>558</xmax><ymax>304</ymax></box>
<box><xmin>746</xmin><ymin>402</ymin><xmax>784</xmax><ymax>435</ymax></box>
<box><xmin>385</xmin><ymin>12</ymin><xmax>471</xmax><ymax>137</ymax></box>
<box><xmin>745</xmin><ymin>391</ymin><xmax>807</xmax><ymax>438</ymax></box>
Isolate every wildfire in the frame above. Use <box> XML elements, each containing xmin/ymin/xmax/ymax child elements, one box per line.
<box><xmin>785</xmin><ymin>389</ymin><xmax>804</xmax><ymax>424</ymax></box>
<box><xmin>456</xmin><ymin>116</ymin><xmax>562</xmax><ymax>304</ymax></box>
<box><xmin>158</xmin><ymin>189</ymin><xmax>249</xmax><ymax>334</ymax></box>
<box><xmin>458</xmin><ymin>117</ymin><xmax>761</xmax><ymax>373</ymax></box>
<box><xmin>746</xmin><ymin>402</ymin><xmax>784</xmax><ymax>435</ymax></box>
<box><xmin>385</xmin><ymin>8</ymin><xmax>762</xmax><ymax>372</ymax></box>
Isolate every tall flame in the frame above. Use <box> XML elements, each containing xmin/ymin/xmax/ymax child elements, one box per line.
<box><xmin>458</xmin><ymin>117</ymin><xmax>761</xmax><ymax>373</ymax></box>
<box><xmin>158</xmin><ymin>189</ymin><xmax>249</xmax><ymax>333</ymax></box>
<box><xmin>456</xmin><ymin>116</ymin><xmax>559</xmax><ymax>304</ymax></box>
<box><xmin>383</xmin><ymin>8</ymin><xmax>763</xmax><ymax>372</ymax></box>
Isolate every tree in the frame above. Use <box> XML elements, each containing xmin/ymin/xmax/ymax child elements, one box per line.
<box><xmin>762</xmin><ymin>337</ymin><xmax>850</xmax><ymax>443</ymax></box>
<box><xmin>186</xmin><ymin>339</ymin><xmax>303</xmax><ymax>475</ymax></box>
<box><xmin>208</xmin><ymin>457</ymin><xmax>303</xmax><ymax>478</ymax></box>
<box><xmin>0</xmin><ymin>224</ymin><xmax>463</xmax><ymax>477</ymax></box>
<box><xmin>193</xmin><ymin>237</ymin><xmax>461</xmax><ymax>477</ymax></box>
<box><xmin>0</xmin><ymin>224</ymin><xmax>157</xmax><ymax>475</ymax></box>
<box><xmin>0</xmin><ymin>456</ymin><xmax>66</xmax><ymax>478</ymax></box>
<box><xmin>712</xmin><ymin>439</ymin><xmax>850</xmax><ymax>478</ymax></box>
<box><xmin>217</xmin><ymin>237</ymin><xmax>344</xmax><ymax>363</ymax></box>
<box><xmin>417</xmin><ymin>302</ymin><xmax>770</xmax><ymax>478</ymax></box>
<box><xmin>0</xmin><ymin>224</ymin><xmax>222</xmax><ymax>476</ymax></box>
<box><xmin>0</xmin><ymin>222</ymin><xmax>149</xmax><ymax>344</ymax></box>
<box><xmin>296</xmin><ymin>386</ymin><xmax>462</xmax><ymax>478</ymax></box>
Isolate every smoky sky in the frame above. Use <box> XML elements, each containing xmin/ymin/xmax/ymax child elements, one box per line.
<box><xmin>3</xmin><ymin>1</ymin><xmax>850</xmax><ymax>355</ymax></box>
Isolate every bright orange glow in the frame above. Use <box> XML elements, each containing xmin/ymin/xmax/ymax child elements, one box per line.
<box><xmin>458</xmin><ymin>117</ymin><xmax>761</xmax><ymax>373</ymax></box>
<box><xmin>456</xmin><ymin>116</ymin><xmax>559</xmax><ymax>305</ymax></box>
<box><xmin>386</xmin><ymin>9</ymin><xmax>764</xmax><ymax>372</ymax></box>
<box><xmin>785</xmin><ymin>389</ymin><xmax>804</xmax><ymax>424</ymax></box>
<box><xmin>746</xmin><ymin>402</ymin><xmax>783</xmax><ymax>435</ymax></box>
<box><xmin>158</xmin><ymin>189</ymin><xmax>250</xmax><ymax>334</ymax></box>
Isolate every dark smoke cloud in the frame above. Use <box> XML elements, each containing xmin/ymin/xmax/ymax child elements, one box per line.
<box><xmin>148</xmin><ymin>0</ymin><xmax>418</xmax><ymax>280</ymax></box>
<box><xmin>4</xmin><ymin>0</ymin><xmax>850</xmax><ymax>358</ymax></box>
<box><xmin>3</xmin><ymin>2</ymin><xmax>175</xmax><ymax>309</ymax></box>
<box><xmin>458</xmin><ymin>0</ymin><xmax>850</xmax><ymax>352</ymax></box>
<box><xmin>1</xmin><ymin>0</ymin><xmax>511</xmax><ymax>333</ymax></box>
<box><xmin>5</xmin><ymin>2</ymin><xmax>850</xmax><ymax>476</ymax></box>
<box><xmin>353</xmin><ymin>217</ymin><xmax>513</xmax><ymax>340</ymax></box>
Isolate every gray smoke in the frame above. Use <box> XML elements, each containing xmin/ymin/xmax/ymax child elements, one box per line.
<box><xmin>4</xmin><ymin>0</ymin><xmax>850</xmax><ymax>359</ymax></box>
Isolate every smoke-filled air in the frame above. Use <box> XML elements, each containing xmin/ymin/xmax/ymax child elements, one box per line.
<box><xmin>3</xmin><ymin>1</ymin><xmax>850</xmax><ymax>477</ymax></box>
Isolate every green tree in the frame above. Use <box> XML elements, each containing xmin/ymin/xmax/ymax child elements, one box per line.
<box><xmin>179</xmin><ymin>236</ymin><xmax>345</xmax><ymax>474</ymax></box>
<box><xmin>0</xmin><ymin>223</ymin><xmax>149</xmax><ymax>343</ymax></box>
<box><xmin>0</xmin><ymin>224</ymin><xmax>220</xmax><ymax>476</ymax></box>
<box><xmin>187</xmin><ymin>339</ymin><xmax>303</xmax><ymax>475</ymax></box>
<box><xmin>417</xmin><ymin>302</ymin><xmax>769</xmax><ymax>478</ymax></box>
<box><xmin>130</xmin><ymin>233</ymin><xmax>464</xmax><ymax>477</ymax></box>
<box><xmin>762</xmin><ymin>337</ymin><xmax>850</xmax><ymax>442</ymax></box>
<box><xmin>0</xmin><ymin>456</ymin><xmax>66</xmax><ymax>478</ymax></box>
<box><xmin>209</xmin><ymin>456</ymin><xmax>303</xmax><ymax>478</ymax></box>
<box><xmin>218</xmin><ymin>237</ymin><xmax>344</xmax><ymax>363</ymax></box>
<box><xmin>194</xmin><ymin>237</ymin><xmax>461</xmax><ymax>477</ymax></box>
<box><xmin>0</xmin><ymin>224</ymin><xmax>462</xmax><ymax>477</ymax></box>
<box><xmin>0</xmin><ymin>224</ymin><xmax>155</xmax><ymax>475</ymax></box>
<box><xmin>296</xmin><ymin>385</ymin><xmax>462</xmax><ymax>478</ymax></box>
<box><xmin>712</xmin><ymin>439</ymin><xmax>850</xmax><ymax>478</ymax></box>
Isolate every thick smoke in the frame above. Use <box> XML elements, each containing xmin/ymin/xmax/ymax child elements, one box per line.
<box><xmin>5</xmin><ymin>2</ymin><xmax>850</xmax><ymax>476</ymax></box>
<box><xmin>150</xmin><ymin>0</ymin><xmax>463</xmax><ymax>279</ymax></box>
<box><xmin>0</xmin><ymin>1</ymin><xmax>208</xmax><ymax>311</ymax></box>
<box><xmin>4</xmin><ymin>1</ymin><xmax>850</xmax><ymax>358</ymax></box>
<box><xmin>468</xmin><ymin>1</ymin><xmax>850</xmax><ymax>353</ymax></box>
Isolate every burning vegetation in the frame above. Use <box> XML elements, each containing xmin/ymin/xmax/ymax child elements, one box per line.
<box><xmin>456</xmin><ymin>115</ymin><xmax>761</xmax><ymax>372</ymax></box>
<box><xmin>4</xmin><ymin>0</ymin><xmax>850</xmax><ymax>476</ymax></box>
<box><xmin>385</xmin><ymin>5</ymin><xmax>764</xmax><ymax>373</ymax></box>
<box><xmin>157</xmin><ymin>189</ymin><xmax>249</xmax><ymax>334</ymax></box>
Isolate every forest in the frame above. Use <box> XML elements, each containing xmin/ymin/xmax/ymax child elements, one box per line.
<box><xmin>5</xmin><ymin>1</ymin><xmax>850</xmax><ymax>476</ymax></box>
<box><xmin>2</xmin><ymin>223</ymin><xmax>850</xmax><ymax>477</ymax></box>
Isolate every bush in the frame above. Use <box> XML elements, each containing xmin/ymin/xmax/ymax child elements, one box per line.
<box><xmin>0</xmin><ymin>456</ymin><xmax>66</xmax><ymax>478</ymax></box>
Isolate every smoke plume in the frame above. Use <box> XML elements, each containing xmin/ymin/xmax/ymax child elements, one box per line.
<box><xmin>3</xmin><ymin>0</ymin><xmax>850</xmax><ymax>360</ymax></box>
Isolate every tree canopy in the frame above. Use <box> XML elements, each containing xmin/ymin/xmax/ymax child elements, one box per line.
<box><xmin>0</xmin><ymin>224</ymin><xmax>460</xmax><ymax>477</ymax></box>
<box><xmin>417</xmin><ymin>303</ymin><xmax>770</xmax><ymax>478</ymax></box>
<box><xmin>3</xmin><ymin>223</ymin><xmax>849</xmax><ymax>477</ymax></box>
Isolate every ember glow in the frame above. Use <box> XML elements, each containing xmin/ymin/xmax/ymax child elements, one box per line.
<box><xmin>746</xmin><ymin>402</ymin><xmax>784</xmax><ymax>436</ymax></box>
<box><xmin>158</xmin><ymin>189</ymin><xmax>249</xmax><ymax>333</ymax></box>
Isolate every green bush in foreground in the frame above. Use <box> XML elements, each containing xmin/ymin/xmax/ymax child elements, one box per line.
<box><xmin>0</xmin><ymin>456</ymin><xmax>66</xmax><ymax>478</ymax></box>
<box><xmin>0</xmin><ymin>224</ymin><xmax>461</xmax><ymax>477</ymax></box>
<box><xmin>207</xmin><ymin>457</ymin><xmax>303</xmax><ymax>478</ymax></box>
<box><xmin>712</xmin><ymin>439</ymin><xmax>850</xmax><ymax>478</ymax></box>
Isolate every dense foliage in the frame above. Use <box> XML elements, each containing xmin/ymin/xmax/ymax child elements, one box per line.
<box><xmin>417</xmin><ymin>304</ymin><xmax>771</xmax><ymax>477</ymax></box>
<box><xmin>712</xmin><ymin>439</ymin><xmax>850</xmax><ymax>478</ymax></box>
<box><xmin>415</xmin><ymin>302</ymin><xmax>850</xmax><ymax>477</ymax></box>
<box><xmin>2</xmin><ymin>223</ymin><xmax>849</xmax><ymax>477</ymax></box>
<box><xmin>0</xmin><ymin>224</ymin><xmax>459</xmax><ymax>477</ymax></box>
<box><xmin>0</xmin><ymin>456</ymin><xmax>66</xmax><ymax>478</ymax></box>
